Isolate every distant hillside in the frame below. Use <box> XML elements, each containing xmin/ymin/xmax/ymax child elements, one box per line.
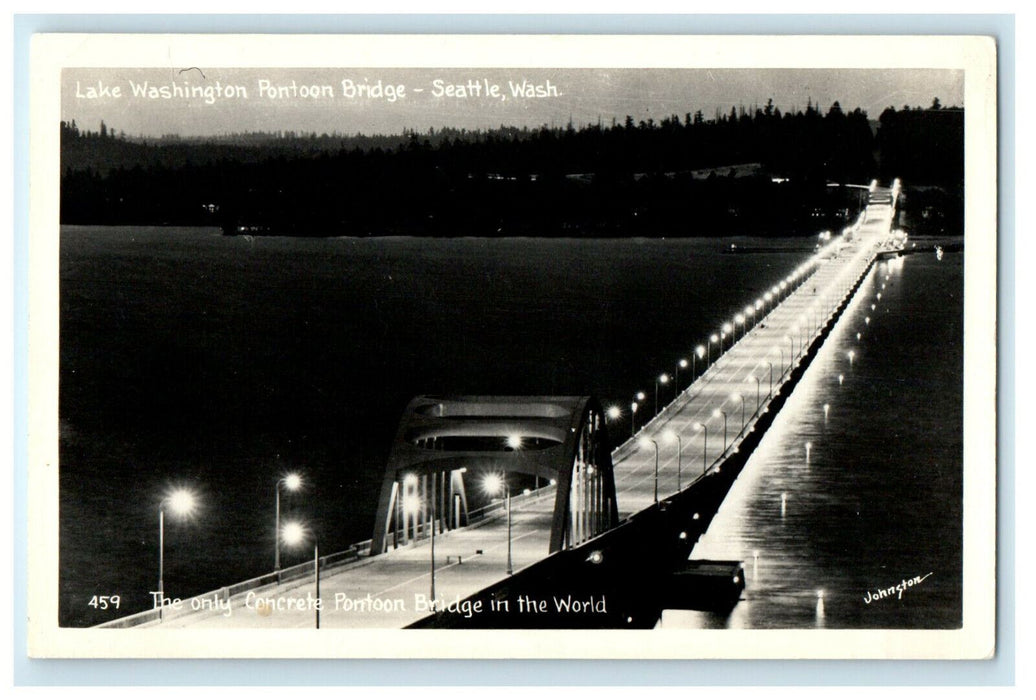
<box><xmin>60</xmin><ymin>100</ymin><xmax>962</xmax><ymax>237</ymax></box>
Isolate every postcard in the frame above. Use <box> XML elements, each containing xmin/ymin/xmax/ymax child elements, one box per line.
<box><xmin>27</xmin><ymin>33</ymin><xmax>997</xmax><ymax>658</ymax></box>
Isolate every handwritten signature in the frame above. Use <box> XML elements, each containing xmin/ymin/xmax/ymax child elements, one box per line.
<box><xmin>863</xmin><ymin>572</ymin><xmax>933</xmax><ymax>604</ymax></box>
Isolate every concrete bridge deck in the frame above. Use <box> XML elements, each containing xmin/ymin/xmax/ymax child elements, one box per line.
<box><xmin>123</xmin><ymin>195</ymin><xmax>897</xmax><ymax>630</ymax></box>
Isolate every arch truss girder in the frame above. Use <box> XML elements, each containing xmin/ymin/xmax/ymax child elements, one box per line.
<box><xmin>370</xmin><ymin>396</ymin><xmax>620</xmax><ymax>556</ymax></box>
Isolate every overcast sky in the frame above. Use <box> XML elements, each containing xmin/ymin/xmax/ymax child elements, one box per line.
<box><xmin>63</xmin><ymin>67</ymin><xmax>964</xmax><ymax>137</ymax></box>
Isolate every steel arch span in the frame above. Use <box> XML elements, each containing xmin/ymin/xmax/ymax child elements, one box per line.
<box><xmin>370</xmin><ymin>396</ymin><xmax>619</xmax><ymax>556</ymax></box>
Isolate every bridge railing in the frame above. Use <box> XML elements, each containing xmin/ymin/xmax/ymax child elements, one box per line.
<box><xmin>96</xmin><ymin>539</ymin><xmax>375</xmax><ymax>628</ymax></box>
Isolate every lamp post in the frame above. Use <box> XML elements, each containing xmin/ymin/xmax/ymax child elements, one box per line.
<box><xmin>655</xmin><ymin>373</ymin><xmax>669</xmax><ymax>416</ymax></box>
<box><xmin>748</xmin><ymin>374</ymin><xmax>761</xmax><ymax>410</ymax></box>
<box><xmin>734</xmin><ymin>314</ymin><xmax>745</xmax><ymax>341</ymax></box>
<box><xmin>722</xmin><ymin>323</ymin><xmax>733</xmax><ymax>350</ymax></box>
<box><xmin>694</xmin><ymin>345</ymin><xmax>705</xmax><ymax>381</ymax></box>
<box><xmin>732</xmin><ymin>393</ymin><xmax>746</xmax><ymax>435</ymax></box>
<box><xmin>675</xmin><ymin>359</ymin><xmax>688</xmax><ymax>396</ymax></box>
<box><xmin>274</xmin><ymin>472</ymin><xmax>303</xmax><ymax>573</ymax></box>
<box><xmin>281</xmin><ymin>521</ymin><xmax>320</xmax><ymax>628</ymax></box>
<box><xmin>765</xmin><ymin>361</ymin><xmax>774</xmax><ymax>398</ymax></box>
<box><xmin>630</xmin><ymin>401</ymin><xmax>638</xmax><ymax>437</ymax></box>
<box><xmin>664</xmin><ymin>430</ymin><xmax>683</xmax><ymax>492</ymax></box>
<box><xmin>638</xmin><ymin>437</ymin><xmax>660</xmax><ymax>504</ymax></box>
<box><xmin>708</xmin><ymin>334</ymin><xmax>718</xmax><ymax>366</ymax></box>
<box><xmin>713</xmin><ymin>408</ymin><xmax>728</xmax><ymax>455</ymax></box>
<box><xmin>482</xmin><ymin>473</ymin><xmax>512</xmax><ymax>575</ymax></box>
<box><xmin>158</xmin><ymin>488</ymin><xmax>197</xmax><ymax>622</ymax></box>
<box><xmin>695</xmin><ymin>422</ymin><xmax>708</xmax><ymax>474</ymax></box>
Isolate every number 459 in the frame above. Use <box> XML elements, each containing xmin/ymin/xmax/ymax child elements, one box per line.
<box><xmin>88</xmin><ymin>595</ymin><xmax>120</xmax><ymax>610</ymax></box>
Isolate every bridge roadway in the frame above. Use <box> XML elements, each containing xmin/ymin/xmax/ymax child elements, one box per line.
<box><xmin>158</xmin><ymin>197</ymin><xmax>897</xmax><ymax>630</ymax></box>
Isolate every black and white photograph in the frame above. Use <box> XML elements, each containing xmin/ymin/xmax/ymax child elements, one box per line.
<box><xmin>26</xmin><ymin>33</ymin><xmax>997</xmax><ymax>658</ymax></box>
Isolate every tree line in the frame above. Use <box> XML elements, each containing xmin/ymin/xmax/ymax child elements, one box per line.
<box><xmin>60</xmin><ymin>99</ymin><xmax>963</xmax><ymax>237</ymax></box>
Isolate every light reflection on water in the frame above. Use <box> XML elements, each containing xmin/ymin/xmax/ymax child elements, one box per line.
<box><xmin>662</xmin><ymin>250</ymin><xmax>963</xmax><ymax>629</ymax></box>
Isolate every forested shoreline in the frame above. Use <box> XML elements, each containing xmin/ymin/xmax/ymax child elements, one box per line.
<box><xmin>60</xmin><ymin>100</ymin><xmax>963</xmax><ymax>237</ymax></box>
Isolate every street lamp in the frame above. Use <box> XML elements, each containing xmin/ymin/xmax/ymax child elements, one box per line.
<box><xmin>722</xmin><ymin>323</ymin><xmax>733</xmax><ymax>350</ymax></box>
<box><xmin>765</xmin><ymin>361</ymin><xmax>774</xmax><ymax>397</ymax></box>
<box><xmin>713</xmin><ymin>408</ymin><xmax>728</xmax><ymax>455</ymax></box>
<box><xmin>663</xmin><ymin>429</ymin><xmax>683</xmax><ymax>492</ymax></box>
<box><xmin>675</xmin><ymin>358</ymin><xmax>688</xmax><ymax>396</ymax></box>
<box><xmin>630</xmin><ymin>401</ymin><xmax>639</xmax><ymax>437</ymax></box>
<box><xmin>655</xmin><ymin>373</ymin><xmax>669</xmax><ymax>416</ymax></box>
<box><xmin>606</xmin><ymin>405</ymin><xmax>622</xmax><ymax>423</ymax></box>
<box><xmin>732</xmin><ymin>393</ymin><xmax>745</xmax><ymax>434</ymax></box>
<box><xmin>281</xmin><ymin>520</ymin><xmax>320</xmax><ymax>629</ymax></box>
<box><xmin>275</xmin><ymin>472</ymin><xmax>303</xmax><ymax>572</ymax></box>
<box><xmin>158</xmin><ymin>487</ymin><xmax>197</xmax><ymax>622</ymax></box>
<box><xmin>638</xmin><ymin>437</ymin><xmax>660</xmax><ymax>504</ymax></box>
<box><xmin>708</xmin><ymin>334</ymin><xmax>718</xmax><ymax>365</ymax></box>
<box><xmin>482</xmin><ymin>473</ymin><xmax>512</xmax><ymax>575</ymax></box>
<box><xmin>748</xmin><ymin>374</ymin><xmax>761</xmax><ymax>410</ymax></box>
<box><xmin>694</xmin><ymin>422</ymin><xmax>708</xmax><ymax>474</ymax></box>
<box><xmin>694</xmin><ymin>345</ymin><xmax>705</xmax><ymax>380</ymax></box>
<box><xmin>773</xmin><ymin>345</ymin><xmax>784</xmax><ymax>376</ymax></box>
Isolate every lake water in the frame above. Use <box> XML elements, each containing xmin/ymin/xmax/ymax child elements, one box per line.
<box><xmin>58</xmin><ymin>227</ymin><xmax>962</xmax><ymax>628</ymax></box>
<box><xmin>664</xmin><ymin>248</ymin><xmax>963</xmax><ymax>629</ymax></box>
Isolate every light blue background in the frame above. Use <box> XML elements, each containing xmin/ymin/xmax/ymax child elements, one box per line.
<box><xmin>12</xmin><ymin>13</ymin><xmax>1015</xmax><ymax>686</ymax></box>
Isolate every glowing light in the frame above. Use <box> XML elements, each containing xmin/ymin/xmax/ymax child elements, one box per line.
<box><xmin>678</xmin><ymin>358</ymin><xmax>688</xmax><ymax>369</ymax></box>
<box><xmin>281</xmin><ymin>520</ymin><xmax>306</xmax><ymax>547</ymax></box>
<box><xmin>638</xmin><ymin>437</ymin><xmax>656</xmax><ymax>450</ymax></box>
<box><xmin>549</xmin><ymin>478</ymin><xmax>557</xmax><ymax>486</ymax></box>
<box><xmin>403</xmin><ymin>473</ymin><xmax>418</xmax><ymax>487</ymax></box>
<box><xmin>722</xmin><ymin>322</ymin><xmax>733</xmax><ymax>334</ymax></box>
<box><xmin>838</xmin><ymin>374</ymin><xmax>844</xmax><ymax>385</ymax></box>
<box><xmin>695</xmin><ymin>345</ymin><xmax>705</xmax><ymax>359</ymax></box>
<box><xmin>283</xmin><ymin>473</ymin><xmax>303</xmax><ymax>491</ymax></box>
<box><xmin>630</xmin><ymin>401</ymin><xmax>639</xmax><ymax>414</ymax></box>
<box><xmin>164</xmin><ymin>488</ymin><xmax>197</xmax><ymax>517</ymax></box>
<box><xmin>710</xmin><ymin>334</ymin><xmax>719</xmax><ymax>344</ymax></box>
<box><xmin>658</xmin><ymin>373</ymin><xmax>669</xmax><ymax>385</ymax></box>
<box><xmin>587</xmin><ymin>550</ymin><xmax>604</xmax><ymax>565</ymax></box>
<box><xmin>636</xmin><ymin>391</ymin><xmax>646</xmax><ymax>401</ymax></box>
<box><xmin>481</xmin><ymin>473</ymin><xmax>505</xmax><ymax>497</ymax></box>
<box><xmin>606</xmin><ymin>405</ymin><xmax>622</xmax><ymax>421</ymax></box>
<box><xmin>506</xmin><ymin>434</ymin><xmax>522</xmax><ymax>450</ymax></box>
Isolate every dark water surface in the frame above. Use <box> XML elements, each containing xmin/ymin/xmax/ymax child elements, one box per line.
<box><xmin>58</xmin><ymin>227</ymin><xmax>961</xmax><ymax>628</ymax></box>
<box><xmin>667</xmin><ymin>249</ymin><xmax>963</xmax><ymax>629</ymax></box>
